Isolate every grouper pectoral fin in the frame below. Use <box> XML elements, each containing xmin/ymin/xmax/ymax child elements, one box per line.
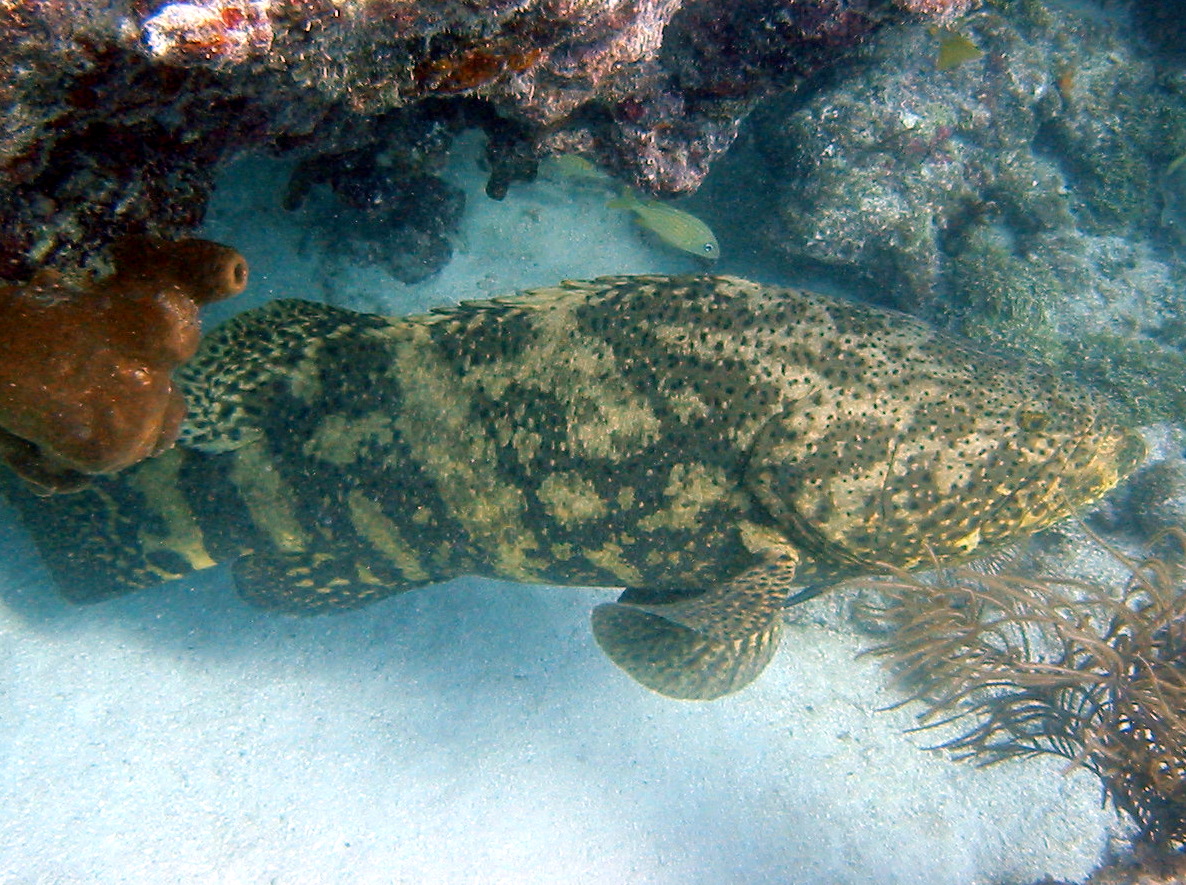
<box><xmin>232</xmin><ymin>547</ymin><xmax>425</xmax><ymax>614</ymax></box>
<box><xmin>591</xmin><ymin>524</ymin><xmax>798</xmax><ymax>700</ymax></box>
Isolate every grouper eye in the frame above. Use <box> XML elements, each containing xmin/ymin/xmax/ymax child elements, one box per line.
<box><xmin>1017</xmin><ymin>410</ymin><xmax>1049</xmax><ymax>432</ymax></box>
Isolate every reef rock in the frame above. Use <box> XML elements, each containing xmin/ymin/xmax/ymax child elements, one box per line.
<box><xmin>0</xmin><ymin>0</ymin><xmax>961</xmax><ymax>279</ymax></box>
<box><xmin>728</xmin><ymin>2</ymin><xmax>1186</xmax><ymax>423</ymax></box>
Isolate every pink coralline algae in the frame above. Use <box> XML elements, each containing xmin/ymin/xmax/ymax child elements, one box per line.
<box><xmin>141</xmin><ymin>0</ymin><xmax>273</xmax><ymax>67</ymax></box>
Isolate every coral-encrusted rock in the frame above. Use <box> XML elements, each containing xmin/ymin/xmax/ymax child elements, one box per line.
<box><xmin>0</xmin><ymin>237</ymin><xmax>247</xmax><ymax>494</ymax></box>
<box><xmin>894</xmin><ymin>0</ymin><xmax>975</xmax><ymax>18</ymax></box>
<box><xmin>0</xmin><ymin>0</ymin><xmax>966</xmax><ymax>279</ymax></box>
<box><xmin>747</xmin><ymin>10</ymin><xmax>1069</xmax><ymax>312</ymax></box>
<box><xmin>284</xmin><ymin>146</ymin><xmax>466</xmax><ymax>284</ymax></box>
<box><xmin>142</xmin><ymin>1</ymin><xmax>273</xmax><ymax>67</ymax></box>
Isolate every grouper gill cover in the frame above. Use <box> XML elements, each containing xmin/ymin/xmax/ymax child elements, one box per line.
<box><xmin>1</xmin><ymin>274</ymin><xmax>1144</xmax><ymax>700</ymax></box>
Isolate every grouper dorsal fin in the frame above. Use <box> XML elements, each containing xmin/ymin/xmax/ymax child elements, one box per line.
<box><xmin>421</xmin><ymin>274</ymin><xmax>690</xmax><ymax>320</ymax></box>
<box><xmin>591</xmin><ymin>525</ymin><xmax>798</xmax><ymax>700</ymax></box>
<box><xmin>427</xmin><ymin>279</ymin><xmax>602</xmax><ymax>314</ymax></box>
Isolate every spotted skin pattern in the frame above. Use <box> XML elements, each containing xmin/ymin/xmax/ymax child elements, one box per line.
<box><xmin>4</xmin><ymin>276</ymin><xmax>1144</xmax><ymax>699</ymax></box>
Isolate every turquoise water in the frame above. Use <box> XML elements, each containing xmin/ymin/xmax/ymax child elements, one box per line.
<box><xmin>0</xmin><ymin>137</ymin><xmax>1117</xmax><ymax>884</ymax></box>
<box><xmin>5</xmin><ymin>3</ymin><xmax>1185</xmax><ymax>880</ymax></box>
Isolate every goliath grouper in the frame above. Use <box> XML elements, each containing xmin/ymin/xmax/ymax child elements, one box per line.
<box><xmin>3</xmin><ymin>275</ymin><xmax>1144</xmax><ymax>699</ymax></box>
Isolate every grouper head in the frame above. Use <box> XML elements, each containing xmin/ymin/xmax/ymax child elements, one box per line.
<box><xmin>745</xmin><ymin>318</ymin><xmax>1146</xmax><ymax>577</ymax></box>
<box><xmin>994</xmin><ymin>393</ymin><xmax>1146</xmax><ymax>537</ymax></box>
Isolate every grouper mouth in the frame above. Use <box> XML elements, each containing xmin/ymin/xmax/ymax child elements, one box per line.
<box><xmin>1010</xmin><ymin>414</ymin><xmax>1146</xmax><ymax>537</ymax></box>
<box><xmin>891</xmin><ymin>409</ymin><xmax>1147</xmax><ymax>568</ymax></box>
<box><xmin>1063</xmin><ymin>417</ymin><xmax>1146</xmax><ymax>506</ymax></box>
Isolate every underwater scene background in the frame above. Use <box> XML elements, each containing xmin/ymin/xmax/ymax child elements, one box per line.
<box><xmin>1</xmin><ymin>1</ymin><xmax>1186</xmax><ymax>882</ymax></box>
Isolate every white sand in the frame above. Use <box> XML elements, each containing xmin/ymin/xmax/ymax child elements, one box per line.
<box><xmin>0</xmin><ymin>133</ymin><xmax>1122</xmax><ymax>883</ymax></box>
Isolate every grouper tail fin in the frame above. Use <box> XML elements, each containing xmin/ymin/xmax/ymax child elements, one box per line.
<box><xmin>2</xmin><ymin>298</ymin><xmax>368</xmax><ymax>604</ymax></box>
<box><xmin>178</xmin><ymin>298</ymin><xmax>370</xmax><ymax>454</ymax></box>
<box><xmin>0</xmin><ymin>445</ymin><xmax>246</xmax><ymax>603</ymax></box>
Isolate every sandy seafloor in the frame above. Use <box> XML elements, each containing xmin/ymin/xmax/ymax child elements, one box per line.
<box><xmin>0</xmin><ymin>133</ymin><xmax>1127</xmax><ymax>884</ymax></box>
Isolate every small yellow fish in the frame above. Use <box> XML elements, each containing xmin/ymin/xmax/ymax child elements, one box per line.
<box><xmin>608</xmin><ymin>191</ymin><xmax>720</xmax><ymax>260</ymax></box>
<box><xmin>933</xmin><ymin>28</ymin><xmax>984</xmax><ymax>71</ymax></box>
<box><xmin>544</xmin><ymin>153</ymin><xmax>613</xmax><ymax>183</ymax></box>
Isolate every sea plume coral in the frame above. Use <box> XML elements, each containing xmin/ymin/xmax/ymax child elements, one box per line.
<box><xmin>0</xmin><ymin>236</ymin><xmax>247</xmax><ymax>494</ymax></box>
<box><xmin>856</xmin><ymin>528</ymin><xmax>1186</xmax><ymax>851</ymax></box>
